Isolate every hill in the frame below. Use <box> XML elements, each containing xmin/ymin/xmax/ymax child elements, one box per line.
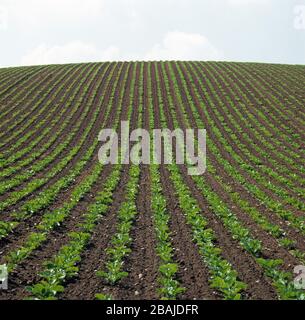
<box><xmin>0</xmin><ymin>61</ymin><xmax>304</xmax><ymax>300</ymax></box>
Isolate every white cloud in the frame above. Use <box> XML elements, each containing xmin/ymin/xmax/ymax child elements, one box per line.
<box><xmin>20</xmin><ymin>41</ymin><xmax>120</xmax><ymax>66</ymax></box>
<box><xmin>227</xmin><ymin>0</ymin><xmax>272</xmax><ymax>5</ymax></box>
<box><xmin>20</xmin><ymin>32</ymin><xmax>223</xmax><ymax>65</ymax></box>
<box><xmin>144</xmin><ymin>31</ymin><xmax>223</xmax><ymax>61</ymax></box>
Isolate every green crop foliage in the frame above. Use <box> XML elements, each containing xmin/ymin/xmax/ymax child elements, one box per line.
<box><xmin>0</xmin><ymin>61</ymin><xmax>303</xmax><ymax>301</ymax></box>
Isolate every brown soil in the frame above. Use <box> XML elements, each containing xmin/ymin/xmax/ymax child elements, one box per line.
<box><xmin>0</xmin><ymin>61</ymin><xmax>304</xmax><ymax>301</ymax></box>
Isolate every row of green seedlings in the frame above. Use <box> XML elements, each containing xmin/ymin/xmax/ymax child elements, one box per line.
<box><xmin>25</xmin><ymin>63</ymin><xmax>138</xmax><ymax>299</ymax></box>
<box><xmin>266</xmin><ymin>62</ymin><xmax>305</xmax><ymax>81</ymax></box>
<box><xmin>0</xmin><ymin>64</ymin><xmax>94</xmax><ymax>173</ymax></box>
<box><xmin>146</xmin><ymin>63</ymin><xmax>185</xmax><ymax>300</ymax></box>
<box><xmin>0</xmin><ymin>65</ymin><xmax>48</xmax><ymax>95</ymax></box>
<box><xmin>212</xmin><ymin>62</ymin><xmax>305</xmax><ymax>148</ymax></box>
<box><xmin>238</xmin><ymin>62</ymin><xmax>305</xmax><ymax>131</ymax></box>
<box><xmin>195</xmin><ymin>63</ymin><xmax>304</xmax><ymax>232</ymax></box>
<box><xmin>0</xmin><ymin>63</ymin><xmax>122</xmax><ymax>224</ymax></box>
<box><xmin>0</xmin><ymin>64</ymin><xmax>101</xmax><ymax>179</ymax></box>
<box><xmin>1</xmin><ymin>62</ymin><xmax>131</xmax><ymax>283</ymax></box>
<box><xmin>0</xmin><ymin>65</ymin><xmax>103</xmax><ymax>188</ymax></box>
<box><xmin>182</xmin><ymin>62</ymin><xmax>305</xmax><ymax>226</ymax></box>
<box><xmin>0</xmin><ymin>65</ymin><xmax>49</xmax><ymax>117</ymax></box>
<box><xmin>213</xmin><ymin>61</ymin><xmax>305</xmax><ymax>171</ymax></box>
<box><xmin>0</xmin><ymin>66</ymin><xmax>76</xmax><ymax>118</ymax></box>
<box><xmin>0</xmin><ymin>64</ymin><xmax>83</xmax><ymax>157</ymax></box>
<box><xmin>0</xmin><ymin>66</ymin><xmax>35</xmax><ymax>97</ymax></box>
<box><xmin>0</xmin><ymin>62</ymin><xmax>124</xmax><ymax>239</ymax></box>
<box><xmin>162</xmin><ymin>62</ymin><xmax>260</xmax><ymax>269</ymax></box>
<box><xmin>219</xmin><ymin>61</ymin><xmax>305</xmax><ymax>142</ymax></box>
<box><xmin>271</xmin><ymin>63</ymin><xmax>305</xmax><ymax>87</ymax></box>
<box><xmin>161</xmin><ymin>62</ymin><xmax>305</xmax><ymax>299</ymax></box>
<box><xmin>96</xmin><ymin>63</ymin><xmax>186</xmax><ymax>301</ymax></box>
<box><xmin>2</xmin><ymin>66</ymin><xmax>99</xmax><ymax>154</ymax></box>
<box><xmin>163</xmin><ymin>62</ymin><xmax>295</xmax><ymax>296</ymax></box>
<box><xmin>95</xmin><ymin>63</ymin><xmax>143</xmax><ymax>299</ymax></box>
<box><xmin>270</xmin><ymin>64</ymin><xmax>305</xmax><ymax>113</ymax></box>
<box><xmin>150</xmin><ymin>165</ymin><xmax>186</xmax><ymax>299</ymax></box>
<box><xmin>0</xmin><ymin>63</ymin><xmax>104</xmax><ymax>194</ymax></box>
<box><xmin>238</xmin><ymin>64</ymin><xmax>305</xmax><ymax>156</ymax></box>
<box><xmin>173</xmin><ymin>62</ymin><xmax>305</xmax><ymax>256</ymax></box>
<box><xmin>95</xmin><ymin>166</ymin><xmax>140</xmax><ymax>288</ymax></box>
<box><xmin>0</xmin><ymin>63</ymin><xmax>120</xmax><ymax>212</ymax></box>
<box><xmin>0</xmin><ymin>66</ymin><xmax>26</xmax><ymax>85</ymax></box>
<box><xmin>153</xmin><ymin>62</ymin><xmax>247</xmax><ymax>300</ymax></box>
<box><xmin>0</xmin><ymin>64</ymin><xmax>77</xmax><ymax>153</ymax></box>
<box><xmin>0</xmin><ymin>64</ymin><xmax>95</xmax><ymax>165</ymax></box>
<box><xmin>190</xmin><ymin>62</ymin><xmax>305</xmax><ymax>205</ymax></box>
<box><xmin>0</xmin><ymin>64</ymin><xmax>66</xmax><ymax>139</ymax></box>
<box><xmin>188</xmin><ymin>61</ymin><xmax>305</xmax><ymax>199</ymax></box>
<box><xmin>221</xmin><ymin>62</ymin><xmax>305</xmax><ymax>153</ymax></box>
<box><xmin>199</xmin><ymin>61</ymin><xmax>305</xmax><ymax>189</ymax></box>
<box><xmin>27</xmin><ymin>165</ymin><xmax>122</xmax><ymax>300</ymax></box>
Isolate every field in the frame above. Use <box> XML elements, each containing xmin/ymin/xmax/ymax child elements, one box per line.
<box><xmin>0</xmin><ymin>61</ymin><xmax>304</xmax><ymax>300</ymax></box>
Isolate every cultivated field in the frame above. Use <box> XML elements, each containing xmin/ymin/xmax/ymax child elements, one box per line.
<box><xmin>0</xmin><ymin>61</ymin><xmax>304</xmax><ymax>300</ymax></box>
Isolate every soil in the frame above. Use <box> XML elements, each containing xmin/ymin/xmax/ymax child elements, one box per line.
<box><xmin>0</xmin><ymin>61</ymin><xmax>304</xmax><ymax>300</ymax></box>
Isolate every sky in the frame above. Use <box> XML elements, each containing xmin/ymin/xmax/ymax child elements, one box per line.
<box><xmin>0</xmin><ymin>0</ymin><xmax>304</xmax><ymax>67</ymax></box>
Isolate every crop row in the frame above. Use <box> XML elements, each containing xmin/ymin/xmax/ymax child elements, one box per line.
<box><xmin>1</xmin><ymin>62</ymin><xmax>130</xmax><ymax>292</ymax></box>
<box><xmin>189</xmin><ymin>62</ymin><xmax>304</xmax><ymax>196</ymax></box>
<box><xmin>221</xmin><ymin>62</ymin><xmax>305</xmax><ymax>149</ymax></box>
<box><xmin>203</xmin><ymin>62</ymin><xmax>305</xmax><ymax>184</ymax></box>
<box><xmin>159</xmin><ymin>62</ymin><xmax>304</xmax><ymax>299</ymax></box>
<box><xmin>151</xmin><ymin>62</ymin><xmax>249</xmax><ymax>299</ymax></box>
<box><xmin>26</xmin><ymin>63</ymin><xmax>139</xmax><ymax>299</ymax></box>
<box><xmin>238</xmin><ymin>63</ymin><xmax>305</xmax><ymax>131</ymax></box>
<box><xmin>0</xmin><ymin>65</ymin><xmax>48</xmax><ymax>114</ymax></box>
<box><xmin>0</xmin><ymin>62</ymin><xmax>125</xmax><ymax>239</ymax></box>
<box><xmin>0</xmin><ymin>65</ymin><xmax>59</xmax><ymax>129</ymax></box>
<box><xmin>0</xmin><ymin>64</ymin><xmax>104</xmax><ymax>197</ymax></box>
<box><xmin>180</xmin><ymin>62</ymin><xmax>305</xmax><ymax>230</ymax></box>
<box><xmin>0</xmin><ymin>64</ymin><xmax>81</xmax><ymax>155</ymax></box>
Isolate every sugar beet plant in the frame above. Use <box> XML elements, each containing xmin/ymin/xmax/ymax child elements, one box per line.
<box><xmin>0</xmin><ymin>61</ymin><xmax>304</xmax><ymax>301</ymax></box>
